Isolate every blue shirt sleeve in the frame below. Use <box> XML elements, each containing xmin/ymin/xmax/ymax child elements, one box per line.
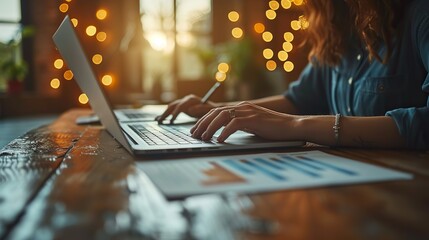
<box><xmin>284</xmin><ymin>63</ymin><xmax>330</xmax><ymax>115</ymax></box>
<box><xmin>386</xmin><ymin>12</ymin><xmax>429</xmax><ymax>149</ymax></box>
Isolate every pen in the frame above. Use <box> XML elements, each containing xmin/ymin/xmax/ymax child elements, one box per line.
<box><xmin>201</xmin><ymin>81</ymin><xmax>222</xmax><ymax>104</ymax></box>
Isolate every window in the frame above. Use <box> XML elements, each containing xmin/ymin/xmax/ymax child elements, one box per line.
<box><xmin>0</xmin><ymin>0</ymin><xmax>22</xmax><ymax>92</ymax></box>
<box><xmin>139</xmin><ymin>0</ymin><xmax>212</xmax><ymax>101</ymax></box>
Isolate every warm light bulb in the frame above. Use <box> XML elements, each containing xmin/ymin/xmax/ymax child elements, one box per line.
<box><xmin>293</xmin><ymin>0</ymin><xmax>304</xmax><ymax>6</ymax></box>
<box><xmin>71</xmin><ymin>18</ymin><xmax>78</xmax><ymax>27</ymax></box>
<box><xmin>215</xmin><ymin>72</ymin><xmax>227</xmax><ymax>82</ymax></box>
<box><xmin>217</xmin><ymin>63</ymin><xmax>230</xmax><ymax>73</ymax></box>
<box><xmin>59</xmin><ymin>3</ymin><xmax>69</xmax><ymax>13</ymax></box>
<box><xmin>64</xmin><ymin>70</ymin><xmax>73</xmax><ymax>80</ymax></box>
<box><xmin>262</xmin><ymin>31</ymin><xmax>273</xmax><ymax>42</ymax></box>
<box><xmin>96</xmin><ymin>32</ymin><xmax>107</xmax><ymax>42</ymax></box>
<box><xmin>281</xmin><ymin>0</ymin><xmax>292</xmax><ymax>9</ymax></box>
<box><xmin>269</xmin><ymin>0</ymin><xmax>280</xmax><ymax>10</ymax></box>
<box><xmin>254</xmin><ymin>23</ymin><xmax>265</xmax><ymax>34</ymax></box>
<box><xmin>291</xmin><ymin>20</ymin><xmax>301</xmax><ymax>30</ymax></box>
<box><xmin>231</xmin><ymin>27</ymin><xmax>243</xmax><ymax>39</ymax></box>
<box><xmin>266</xmin><ymin>9</ymin><xmax>277</xmax><ymax>20</ymax></box>
<box><xmin>283</xmin><ymin>42</ymin><xmax>293</xmax><ymax>52</ymax></box>
<box><xmin>263</xmin><ymin>49</ymin><xmax>274</xmax><ymax>59</ymax></box>
<box><xmin>50</xmin><ymin>78</ymin><xmax>60</xmax><ymax>89</ymax></box>
<box><xmin>86</xmin><ymin>26</ymin><xmax>97</xmax><ymax>36</ymax></box>
<box><xmin>284</xmin><ymin>32</ymin><xmax>294</xmax><ymax>42</ymax></box>
<box><xmin>54</xmin><ymin>59</ymin><xmax>64</xmax><ymax>69</ymax></box>
<box><xmin>266</xmin><ymin>60</ymin><xmax>277</xmax><ymax>71</ymax></box>
<box><xmin>284</xmin><ymin>61</ymin><xmax>294</xmax><ymax>72</ymax></box>
<box><xmin>102</xmin><ymin>75</ymin><xmax>113</xmax><ymax>86</ymax></box>
<box><xmin>78</xmin><ymin>93</ymin><xmax>89</xmax><ymax>104</ymax></box>
<box><xmin>96</xmin><ymin>9</ymin><xmax>108</xmax><ymax>20</ymax></box>
<box><xmin>228</xmin><ymin>11</ymin><xmax>239</xmax><ymax>22</ymax></box>
<box><xmin>278</xmin><ymin>51</ymin><xmax>289</xmax><ymax>61</ymax></box>
<box><xmin>92</xmin><ymin>54</ymin><xmax>103</xmax><ymax>65</ymax></box>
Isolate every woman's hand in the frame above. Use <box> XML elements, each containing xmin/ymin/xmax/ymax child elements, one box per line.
<box><xmin>190</xmin><ymin>102</ymin><xmax>300</xmax><ymax>142</ymax></box>
<box><xmin>156</xmin><ymin>94</ymin><xmax>217</xmax><ymax>124</ymax></box>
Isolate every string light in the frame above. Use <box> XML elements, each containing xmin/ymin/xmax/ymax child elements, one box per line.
<box><xmin>59</xmin><ymin>3</ymin><xmax>69</xmax><ymax>13</ymax></box>
<box><xmin>262</xmin><ymin>31</ymin><xmax>273</xmax><ymax>42</ymax></box>
<box><xmin>228</xmin><ymin>11</ymin><xmax>239</xmax><ymax>22</ymax></box>
<box><xmin>215</xmin><ymin>72</ymin><xmax>227</xmax><ymax>82</ymax></box>
<box><xmin>283</xmin><ymin>61</ymin><xmax>294</xmax><ymax>72</ymax></box>
<box><xmin>71</xmin><ymin>18</ymin><xmax>78</xmax><ymax>27</ymax></box>
<box><xmin>50</xmin><ymin>78</ymin><xmax>60</xmax><ymax>89</ymax></box>
<box><xmin>102</xmin><ymin>75</ymin><xmax>113</xmax><ymax>86</ymax></box>
<box><xmin>92</xmin><ymin>54</ymin><xmax>103</xmax><ymax>65</ymax></box>
<box><xmin>96</xmin><ymin>9</ymin><xmax>108</xmax><ymax>20</ymax></box>
<box><xmin>64</xmin><ymin>70</ymin><xmax>74</xmax><ymax>80</ymax></box>
<box><xmin>231</xmin><ymin>27</ymin><xmax>243</xmax><ymax>39</ymax></box>
<box><xmin>254</xmin><ymin>23</ymin><xmax>265</xmax><ymax>34</ymax></box>
<box><xmin>278</xmin><ymin>51</ymin><xmax>289</xmax><ymax>61</ymax></box>
<box><xmin>54</xmin><ymin>59</ymin><xmax>64</xmax><ymax>69</ymax></box>
<box><xmin>263</xmin><ymin>49</ymin><xmax>274</xmax><ymax>59</ymax></box>
<box><xmin>284</xmin><ymin>32</ymin><xmax>294</xmax><ymax>42</ymax></box>
<box><xmin>269</xmin><ymin>0</ymin><xmax>280</xmax><ymax>10</ymax></box>
<box><xmin>283</xmin><ymin>42</ymin><xmax>293</xmax><ymax>52</ymax></box>
<box><xmin>266</xmin><ymin>9</ymin><xmax>277</xmax><ymax>20</ymax></box>
<box><xmin>217</xmin><ymin>63</ymin><xmax>230</xmax><ymax>73</ymax></box>
<box><xmin>86</xmin><ymin>25</ymin><xmax>97</xmax><ymax>36</ymax></box>
<box><xmin>266</xmin><ymin>60</ymin><xmax>277</xmax><ymax>71</ymax></box>
<box><xmin>78</xmin><ymin>93</ymin><xmax>89</xmax><ymax>104</ymax></box>
<box><xmin>281</xmin><ymin>0</ymin><xmax>292</xmax><ymax>9</ymax></box>
<box><xmin>96</xmin><ymin>32</ymin><xmax>107</xmax><ymax>42</ymax></box>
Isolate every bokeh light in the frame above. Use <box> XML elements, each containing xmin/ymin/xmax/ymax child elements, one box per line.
<box><xmin>266</xmin><ymin>9</ymin><xmax>277</xmax><ymax>20</ymax></box>
<box><xmin>278</xmin><ymin>51</ymin><xmax>289</xmax><ymax>61</ymax></box>
<box><xmin>262</xmin><ymin>31</ymin><xmax>273</xmax><ymax>42</ymax></box>
<box><xmin>254</xmin><ymin>23</ymin><xmax>265</xmax><ymax>34</ymax></box>
<box><xmin>217</xmin><ymin>63</ymin><xmax>230</xmax><ymax>73</ymax></box>
<box><xmin>92</xmin><ymin>54</ymin><xmax>103</xmax><ymax>65</ymax></box>
<box><xmin>64</xmin><ymin>70</ymin><xmax>73</xmax><ymax>80</ymax></box>
<box><xmin>284</xmin><ymin>32</ymin><xmax>294</xmax><ymax>42</ymax></box>
<box><xmin>232</xmin><ymin>27</ymin><xmax>243</xmax><ymax>39</ymax></box>
<box><xmin>96</xmin><ymin>32</ymin><xmax>107</xmax><ymax>42</ymax></box>
<box><xmin>59</xmin><ymin>3</ymin><xmax>69</xmax><ymax>13</ymax></box>
<box><xmin>283</xmin><ymin>61</ymin><xmax>294</xmax><ymax>72</ymax></box>
<box><xmin>71</xmin><ymin>18</ymin><xmax>78</xmax><ymax>27</ymax></box>
<box><xmin>86</xmin><ymin>25</ymin><xmax>97</xmax><ymax>36</ymax></box>
<box><xmin>54</xmin><ymin>59</ymin><xmax>64</xmax><ymax>69</ymax></box>
<box><xmin>50</xmin><ymin>78</ymin><xmax>60</xmax><ymax>89</ymax></box>
<box><xmin>78</xmin><ymin>93</ymin><xmax>89</xmax><ymax>104</ymax></box>
<box><xmin>215</xmin><ymin>71</ymin><xmax>227</xmax><ymax>82</ymax></box>
<box><xmin>266</xmin><ymin>60</ymin><xmax>277</xmax><ymax>71</ymax></box>
<box><xmin>102</xmin><ymin>75</ymin><xmax>113</xmax><ymax>86</ymax></box>
<box><xmin>263</xmin><ymin>48</ymin><xmax>274</xmax><ymax>59</ymax></box>
<box><xmin>96</xmin><ymin>9</ymin><xmax>108</xmax><ymax>20</ymax></box>
<box><xmin>228</xmin><ymin>11</ymin><xmax>239</xmax><ymax>22</ymax></box>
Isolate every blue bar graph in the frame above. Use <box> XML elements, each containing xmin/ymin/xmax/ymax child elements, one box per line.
<box><xmin>241</xmin><ymin>159</ymin><xmax>287</xmax><ymax>181</ymax></box>
<box><xmin>254</xmin><ymin>157</ymin><xmax>286</xmax><ymax>170</ymax></box>
<box><xmin>273</xmin><ymin>157</ymin><xmax>321</xmax><ymax>178</ymax></box>
<box><xmin>223</xmin><ymin>159</ymin><xmax>253</xmax><ymax>174</ymax></box>
<box><xmin>280</xmin><ymin>155</ymin><xmax>325</xmax><ymax>171</ymax></box>
<box><xmin>298</xmin><ymin>156</ymin><xmax>357</xmax><ymax>176</ymax></box>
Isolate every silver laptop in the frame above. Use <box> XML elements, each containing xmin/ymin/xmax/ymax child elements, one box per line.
<box><xmin>53</xmin><ymin>16</ymin><xmax>304</xmax><ymax>155</ymax></box>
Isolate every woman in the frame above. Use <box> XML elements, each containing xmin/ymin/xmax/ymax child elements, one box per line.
<box><xmin>157</xmin><ymin>0</ymin><xmax>429</xmax><ymax>149</ymax></box>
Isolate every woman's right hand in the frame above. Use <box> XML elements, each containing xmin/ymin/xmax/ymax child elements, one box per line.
<box><xmin>155</xmin><ymin>94</ymin><xmax>218</xmax><ymax>124</ymax></box>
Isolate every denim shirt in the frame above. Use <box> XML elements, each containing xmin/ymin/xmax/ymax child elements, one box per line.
<box><xmin>285</xmin><ymin>0</ymin><xmax>429</xmax><ymax>149</ymax></box>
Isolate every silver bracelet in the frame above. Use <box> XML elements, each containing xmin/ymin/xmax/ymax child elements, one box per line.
<box><xmin>333</xmin><ymin>114</ymin><xmax>341</xmax><ymax>146</ymax></box>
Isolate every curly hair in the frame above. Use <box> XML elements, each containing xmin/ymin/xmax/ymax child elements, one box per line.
<box><xmin>303</xmin><ymin>0</ymin><xmax>406</xmax><ymax>66</ymax></box>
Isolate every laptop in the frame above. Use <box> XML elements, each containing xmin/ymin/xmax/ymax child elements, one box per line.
<box><xmin>53</xmin><ymin>16</ymin><xmax>304</xmax><ymax>155</ymax></box>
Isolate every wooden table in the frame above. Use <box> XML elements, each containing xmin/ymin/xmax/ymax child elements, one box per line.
<box><xmin>1</xmin><ymin>109</ymin><xmax>428</xmax><ymax>240</ymax></box>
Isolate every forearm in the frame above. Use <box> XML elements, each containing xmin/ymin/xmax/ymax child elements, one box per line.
<box><xmin>294</xmin><ymin>115</ymin><xmax>406</xmax><ymax>148</ymax></box>
<box><xmin>220</xmin><ymin>95</ymin><xmax>298</xmax><ymax>114</ymax></box>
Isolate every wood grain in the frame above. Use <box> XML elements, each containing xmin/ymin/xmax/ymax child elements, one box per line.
<box><xmin>1</xmin><ymin>109</ymin><xmax>428</xmax><ymax>240</ymax></box>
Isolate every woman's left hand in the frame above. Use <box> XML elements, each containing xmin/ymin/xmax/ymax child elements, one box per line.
<box><xmin>190</xmin><ymin>102</ymin><xmax>300</xmax><ymax>142</ymax></box>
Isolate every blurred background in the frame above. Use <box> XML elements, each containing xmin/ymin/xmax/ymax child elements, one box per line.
<box><xmin>0</xmin><ymin>0</ymin><xmax>310</xmax><ymax>145</ymax></box>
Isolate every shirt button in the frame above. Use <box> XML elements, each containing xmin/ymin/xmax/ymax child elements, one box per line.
<box><xmin>357</xmin><ymin>54</ymin><xmax>362</xmax><ymax>61</ymax></box>
<box><xmin>348</xmin><ymin>77</ymin><xmax>353</xmax><ymax>85</ymax></box>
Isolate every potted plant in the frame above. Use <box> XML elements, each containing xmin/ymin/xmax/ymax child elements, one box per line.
<box><xmin>0</xmin><ymin>27</ymin><xmax>32</xmax><ymax>95</ymax></box>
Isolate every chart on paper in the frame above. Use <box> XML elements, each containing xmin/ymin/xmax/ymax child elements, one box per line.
<box><xmin>137</xmin><ymin>151</ymin><xmax>412</xmax><ymax>197</ymax></box>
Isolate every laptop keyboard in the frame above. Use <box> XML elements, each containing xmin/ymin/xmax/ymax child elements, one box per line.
<box><xmin>129</xmin><ymin>124</ymin><xmax>204</xmax><ymax>145</ymax></box>
<box><xmin>123</xmin><ymin>112</ymin><xmax>153</xmax><ymax>119</ymax></box>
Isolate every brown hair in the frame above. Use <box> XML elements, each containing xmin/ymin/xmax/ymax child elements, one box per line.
<box><xmin>303</xmin><ymin>0</ymin><xmax>403</xmax><ymax>66</ymax></box>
